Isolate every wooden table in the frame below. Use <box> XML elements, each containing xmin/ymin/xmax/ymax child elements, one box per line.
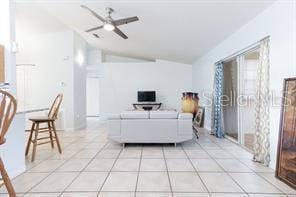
<box><xmin>133</xmin><ymin>102</ymin><xmax>162</xmax><ymax>110</ymax></box>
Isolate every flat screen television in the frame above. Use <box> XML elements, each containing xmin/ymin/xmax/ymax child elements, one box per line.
<box><xmin>137</xmin><ymin>91</ymin><xmax>156</xmax><ymax>102</ymax></box>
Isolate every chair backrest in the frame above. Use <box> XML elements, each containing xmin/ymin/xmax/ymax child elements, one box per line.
<box><xmin>0</xmin><ymin>90</ymin><xmax>17</xmax><ymax>145</ymax></box>
<box><xmin>48</xmin><ymin>94</ymin><xmax>63</xmax><ymax>119</ymax></box>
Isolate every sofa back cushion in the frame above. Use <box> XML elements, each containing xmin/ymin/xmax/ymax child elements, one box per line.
<box><xmin>149</xmin><ymin>110</ymin><xmax>178</xmax><ymax>119</ymax></box>
<box><xmin>108</xmin><ymin>114</ymin><xmax>121</xmax><ymax>120</ymax></box>
<box><xmin>178</xmin><ymin>113</ymin><xmax>193</xmax><ymax>120</ymax></box>
<box><xmin>121</xmin><ymin>111</ymin><xmax>149</xmax><ymax>119</ymax></box>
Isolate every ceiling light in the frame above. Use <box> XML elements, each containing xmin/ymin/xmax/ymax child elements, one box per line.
<box><xmin>76</xmin><ymin>51</ymin><xmax>85</xmax><ymax>66</ymax></box>
<box><xmin>104</xmin><ymin>23</ymin><xmax>115</xmax><ymax>31</ymax></box>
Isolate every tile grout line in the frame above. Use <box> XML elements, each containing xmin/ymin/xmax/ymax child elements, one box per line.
<box><xmin>162</xmin><ymin>145</ymin><xmax>173</xmax><ymax>196</ymax></box>
<box><xmin>181</xmin><ymin>143</ymin><xmax>211</xmax><ymax>196</ymax></box>
<box><xmin>9</xmin><ymin>124</ymin><xmax>291</xmax><ymax>196</ymax></box>
<box><xmin>24</xmin><ymin>135</ymin><xmax>79</xmax><ymax>171</ymax></box>
<box><xmin>199</xmin><ymin>138</ymin><xmax>251</xmax><ymax>195</ymax></box>
<box><xmin>220</xmin><ymin>144</ymin><xmax>290</xmax><ymax>195</ymax></box>
<box><xmin>211</xmin><ymin>137</ymin><xmax>286</xmax><ymax>195</ymax></box>
<box><xmin>20</xmin><ymin>136</ymin><xmax>89</xmax><ymax>196</ymax></box>
<box><xmin>255</xmin><ymin>172</ymin><xmax>292</xmax><ymax>195</ymax></box>
<box><xmin>58</xmin><ymin>141</ymin><xmax>109</xmax><ymax>197</ymax></box>
<box><xmin>134</xmin><ymin>146</ymin><xmax>143</xmax><ymax>197</ymax></box>
<box><xmin>96</xmin><ymin>145</ymin><xmax>124</xmax><ymax>197</ymax></box>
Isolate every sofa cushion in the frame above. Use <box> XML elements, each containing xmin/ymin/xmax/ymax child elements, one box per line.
<box><xmin>178</xmin><ymin>113</ymin><xmax>193</xmax><ymax>119</ymax></box>
<box><xmin>121</xmin><ymin>111</ymin><xmax>149</xmax><ymax>119</ymax></box>
<box><xmin>149</xmin><ymin>110</ymin><xmax>178</xmax><ymax>119</ymax></box>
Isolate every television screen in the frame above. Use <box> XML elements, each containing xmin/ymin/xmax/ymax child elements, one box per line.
<box><xmin>137</xmin><ymin>91</ymin><xmax>156</xmax><ymax>102</ymax></box>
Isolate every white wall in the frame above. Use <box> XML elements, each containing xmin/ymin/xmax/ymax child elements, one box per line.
<box><xmin>100</xmin><ymin>60</ymin><xmax>192</xmax><ymax>117</ymax></box>
<box><xmin>86</xmin><ymin>49</ymin><xmax>101</xmax><ymax>117</ymax></box>
<box><xmin>192</xmin><ymin>0</ymin><xmax>296</xmax><ymax>168</ymax></box>
<box><xmin>88</xmin><ymin>49</ymin><xmax>102</xmax><ymax>66</ymax></box>
<box><xmin>16</xmin><ymin>30</ymin><xmax>75</xmax><ymax>128</ymax></box>
<box><xmin>16</xmin><ymin>14</ymin><xmax>88</xmax><ymax>129</ymax></box>
<box><xmin>102</xmin><ymin>53</ymin><xmax>153</xmax><ymax>63</ymax></box>
<box><xmin>0</xmin><ymin>0</ymin><xmax>16</xmax><ymax>94</ymax></box>
<box><xmin>73</xmin><ymin>33</ymin><xmax>87</xmax><ymax>129</ymax></box>
<box><xmin>87</xmin><ymin>49</ymin><xmax>101</xmax><ymax>78</ymax></box>
<box><xmin>87</xmin><ymin>77</ymin><xmax>100</xmax><ymax>116</ymax></box>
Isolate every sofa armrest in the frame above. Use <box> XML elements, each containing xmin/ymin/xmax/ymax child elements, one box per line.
<box><xmin>108</xmin><ymin>114</ymin><xmax>121</xmax><ymax>141</ymax></box>
<box><xmin>178</xmin><ymin>113</ymin><xmax>193</xmax><ymax>120</ymax></box>
<box><xmin>178</xmin><ymin>113</ymin><xmax>193</xmax><ymax>138</ymax></box>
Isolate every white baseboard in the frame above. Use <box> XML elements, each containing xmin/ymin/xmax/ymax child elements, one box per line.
<box><xmin>64</xmin><ymin>123</ymin><xmax>87</xmax><ymax>131</ymax></box>
<box><xmin>75</xmin><ymin>124</ymin><xmax>87</xmax><ymax>130</ymax></box>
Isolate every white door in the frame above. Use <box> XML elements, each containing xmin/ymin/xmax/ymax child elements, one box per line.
<box><xmin>87</xmin><ymin>77</ymin><xmax>100</xmax><ymax>117</ymax></box>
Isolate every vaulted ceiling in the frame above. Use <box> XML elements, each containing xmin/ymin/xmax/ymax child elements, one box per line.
<box><xmin>15</xmin><ymin>0</ymin><xmax>274</xmax><ymax>64</ymax></box>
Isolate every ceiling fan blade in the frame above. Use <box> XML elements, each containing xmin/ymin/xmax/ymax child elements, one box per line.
<box><xmin>113</xmin><ymin>16</ymin><xmax>139</xmax><ymax>26</ymax></box>
<box><xmin>113</xmin><ymin>27</ymin><xmax>128</xmax><ymax>39</ymax></box>
<box><xmin>81</xmin><ymin>5</ymin><xmax>105</xmax><ymax>23</ymax></box>
<box><xmin>85</xmin><ymin>25</ymin><xmax>103</xmax><ymax>32</ymax></box>
<box><xmin>93</xmin><ymin>33</ymin><xmax>100</xmax><ymax>38</ymax></box>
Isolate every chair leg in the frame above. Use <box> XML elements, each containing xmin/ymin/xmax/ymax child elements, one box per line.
<box><xmin>25</xmin><ymin>123</ymin><xmax>35</xmax><ymax>156</ymax></box>
<box><xmin>0</xmin><ymin>158</ymin><xmax>16</xmax><ymax>197</ymax></box>
<box><xmin>31</xmin><ymin>123</ymin><xmax>39</xmax><ymax>162</ymax></box>
<box><xmin>48</xmin><ymin>122</ymin><xmax>54</xmax><ymax>148</ymax></box>
<box><xmin>51</xmin><ymin>121</ymin><xmax>62</xmax><ymax>154</ymax></box>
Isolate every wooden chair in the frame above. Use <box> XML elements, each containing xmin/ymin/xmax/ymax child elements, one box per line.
<box><xmin>25</xmin><ymin>94</ymin><xmax>63</xmax><ymax>162</ymax></box>
<box><xmin>0</xmin><ymin>90</ymin><xmax>17</xmax><ymax>197</ymax></box>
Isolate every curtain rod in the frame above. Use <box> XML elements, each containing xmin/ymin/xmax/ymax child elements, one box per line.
<box><xmin>215</xmin><ymin>35</ymin><xmax>270</xmax><ymax>65</ymax></box>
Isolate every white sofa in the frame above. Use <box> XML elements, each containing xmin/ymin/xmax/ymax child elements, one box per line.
<box><xmin>108</xmin><ymin>110</ymin><xmax>193</xmax><ymax>145</ymax></box>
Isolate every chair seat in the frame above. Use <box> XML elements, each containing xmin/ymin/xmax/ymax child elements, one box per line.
<box><xmin>29</xmin><ymin>116</ymin><xmax>55</xmax><ymax>122</ymax></box>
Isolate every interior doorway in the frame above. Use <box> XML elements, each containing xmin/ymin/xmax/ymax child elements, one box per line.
<box><xmin>87</xmin><ymin>77</ymin><xmax>100</xmax><ymax>117</ymax></box>
<box><xmin>222</xmin><ymin>48</ymin><xmax>259</xmax><ymax>152</ymax></box>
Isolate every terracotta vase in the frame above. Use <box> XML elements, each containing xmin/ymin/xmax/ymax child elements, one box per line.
<box><xmin>181</xmin><ymin>92</ymin><xmax>199</xmax><ymax>114</ymax></box>
<box><xmin>193</xmin><ymin>93</ymin><xmax>199</xmax><ymax>114</ymax></box>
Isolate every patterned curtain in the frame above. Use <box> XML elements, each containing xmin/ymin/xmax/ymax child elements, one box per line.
<box><xmin>211</xmin><ymin>62</ymin><xmax>225</xmax><ymax>138</ymax></box>
<box><xmin>253</xmin><ymin>38</ymin><xmax>270</xmax><ymax>166</ymax></box>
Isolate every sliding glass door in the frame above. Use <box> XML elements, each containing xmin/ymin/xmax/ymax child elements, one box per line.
<box><xmin>222</xmin><ymin>48</ymin><xmax>259</xmax><ymax>152</ymax></box>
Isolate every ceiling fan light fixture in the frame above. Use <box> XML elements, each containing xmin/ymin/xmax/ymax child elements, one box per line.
<box><xmin>104</xmin><ymin>23</ymin><xmax>115</xmax><ymax>31</ymax></box>
<box><xmin>81</xmin><ymin>5</ymin><xmax>139</xmax><ymax>39</ymax></box>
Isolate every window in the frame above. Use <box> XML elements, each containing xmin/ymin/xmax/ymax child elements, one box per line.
<box><xmin>242</xmin><ymin>50</ymin><xmax>259</xmax><ymax>99</ymax></box>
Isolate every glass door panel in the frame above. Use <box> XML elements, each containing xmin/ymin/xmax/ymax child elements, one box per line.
<box><xmin>223</xmin><ymin>58</ymin><xmax>239</xmax><ymax>141</ymax></box>
<box><xmin>239</xmin><ymin>50</ymin><xmax>259</xmax><ymax>152</ymax></box>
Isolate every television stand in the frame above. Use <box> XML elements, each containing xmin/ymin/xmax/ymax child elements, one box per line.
<box><xmin>133</xmin><ymin>102</ymin><xmax>162</xmax><ymax>110</ymax></box>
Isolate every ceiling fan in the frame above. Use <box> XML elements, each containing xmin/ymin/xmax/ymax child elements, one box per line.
<box><xmin>81</xmin><ymin>5</ymin><xmax>139</xmax><ymax>39</ymax></box>
<box><xmin>93</xmin><ymin>33</ymin><xmax>100</xmax><ymax>39</ymax></box>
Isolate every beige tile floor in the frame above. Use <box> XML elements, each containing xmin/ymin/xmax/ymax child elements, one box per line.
<box><xmin>0</xmin><ymin>118</ymin><xmax>295</xmax><ymax>197</ymax></box>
